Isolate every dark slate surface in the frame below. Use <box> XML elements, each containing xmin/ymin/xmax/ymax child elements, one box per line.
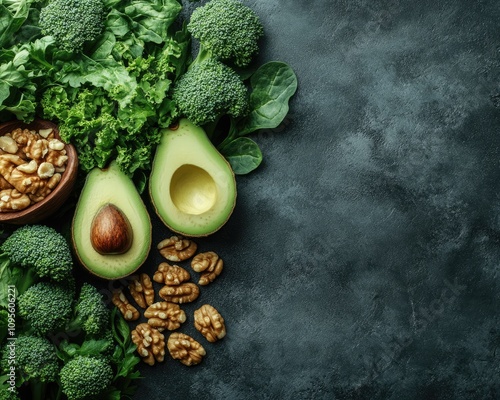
<box><xmin>125</xmin><ymin>0</ymin><xmax>500</xmax><ymax>399</ymax></box>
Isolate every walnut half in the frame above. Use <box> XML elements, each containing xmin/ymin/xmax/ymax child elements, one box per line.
<box><xmin>191</xmin><ymin>251</ymin><xmax>224</xmax><ymax>286</ymax></box>
<box><xmin>153</xmin><ymin>262</ymin><xmax>191</xmax><ymax>286</ymax></box>
<box><xmin>194</xmin><ymin>304</ymin><xmax>226</xmax><ymax>343</ymax></box>
<box><xmin>128</xmin><ymin>273</ymin><xmax>155</xmax><ymax>309</ymax></box>
<box><xmin>0</xmin><ymin>189</ymin><xmax>31</xmax><ymax>211</ymax></box>
<box><xmin>131</xmin><ymin>323</ymin><xmax>166</xmax><ymax>366</ymax></box>
<box><xmin>157</xmin><ymin>236</ymin><xmax>197</xmax><ymax>262</ymax></box>
<box><xmin>159</xmin><ymin>282</ymin><xmax>200</xmax><ymax>304</ymax></box>
<box><xmin>112</xmin><ymin>289</ymin><xmax>140</xmax><ymax>321</ymax></box>
<box><xmin>167</xmin><ymin>332</ymin><xmax>206</xmax><ymax>366</ymax></box>
<box><xmin>145</xmin><ymin>301</ymin><xmax>187</xmax><ymax>331</ymax></box>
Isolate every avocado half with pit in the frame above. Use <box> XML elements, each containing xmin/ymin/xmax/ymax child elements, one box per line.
<box><xmin>149</xmin><ymin>119</ymin><xmax>237</xmax><ymax>237</ymax></box>
<box><xmin>72</xmin><ymin>161</ymin><xmax>152</xmax><ymax>279</ymax></box>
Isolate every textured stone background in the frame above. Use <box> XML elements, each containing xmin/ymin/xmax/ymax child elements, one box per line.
<box><xmin>130</xmin><ymin>0</ymin><xmax>500</xmax><ymax>398</ymax></box>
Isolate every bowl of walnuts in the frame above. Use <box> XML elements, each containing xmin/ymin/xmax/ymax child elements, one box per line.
<box><xmin>0</xmin><ymin>119</ymin><xmax>78</xmax><ymax>225</ymax></box>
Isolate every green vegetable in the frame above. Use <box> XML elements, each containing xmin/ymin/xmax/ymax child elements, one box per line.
<box><xmin>0</xmin><ymin>43</ymin><xmax>39</xmax><ymax>122</ymax></box>
<box><xmin>66</xmin><ymin>283</ymin><xmax>111</xmax><ymax>337</ymax></box>
<box><xmin>171</xmin><ymin>0</ymin><xmax>297</xmax><ymax>175</ymax></box>
<box><xmin>237</xmin><ymin>61</ymin><xmax>298</xmax><ymax>136</ymax></box>
<box><xmin>39</xmin><ymin>0</ymin><xmax>105</xmax><ymax>52</ymax></box>
<box><xmin>187</xmin><ymin>0</ymin><xmax>264</xmax><ymax>68</ymax></box>
<box><xmin>171</xmin><ymin>0</ymin><xmax>264</xmax><ymax>128</ymax></box>
<box><xmin>59</xmin><ymin>355</ymin><xmax>113</xmax><ymax>400</ymax></box>
<box><xmin>0</xmin><ymin>224</ymin><xmax>73</xmax><ymax>282</ymax></box>
<box><xmin>58</xmin><ymin>330</ymin><xmax>115</xmax><ymax>362</ymax></box>
<box><xmin>103</xmin><ymin>0</ymin><xmax>182</xmax><ymax>47</ymax></box>
<box><xmin>6</xmin><ymin>334</ymin><xmax>59</xmax><ymax>382</ymax></box>
<box><xmin>57</xmin><ymin>308</ymin><xmax>141</xmax><ymax>399</ymax></box>
<box><xmin>217</xmin><ymin>61</ymin><xmax>298</xmax><ymax>174</ymax></box>
<box><xmin>38</xmin><ymin>2</ymin><xmax>190</xmax><ymax>179</ymax></box>
<box><xmin>17</xmin><ymin>281</ymin><xmax>74</xmax><ymax>335</ymax></box>
<box><xmin>13</xmin><ymin>289</ymin><xmax>140</xmax><ymax>398</ymax></box>
<box><xmin>0</xmin><ymin>225</ymin><xmax>141</xmax><ymax>399</ymax></box>
<box><xmin>1</xmin><ymin>0</ymin><xmax>189</xmax><ymax>179</ymax></box>
<box><xmin>1</xmin><ymin>0</ymin><xmax>297</xmax><ymax>179</ymax></box>
<box><xmin>217</xmin><ymin>136</ymin><xmax>263</xmax><ymax>175</ymax></box>
<box><xmin>106</xmin><ymin>308</ymin><xmax>142</xmax><ymax>397</ymax></box>
<box><xmin>0</xmin><ymin>384</ymin><xmax>20</xmax><ymax>400</ymax></box>
<box><xmin>1</xmin><ymin>334</ymin><xmax>60</xmax><ymax>400</ymax></box>
<box><xmin>0</xmin><ymin>0</ymin><xmax>34</xmax><ymax>48</ymax></box>
<box><xmin>172</xmin><ymin>58</ymin><xmax>248</xmax><ymax>126</ymax></box>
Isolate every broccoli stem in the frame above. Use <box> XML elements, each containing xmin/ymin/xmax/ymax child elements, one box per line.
<box><xmin>30</xmin><ymin>380</ymin><xmax>47</xmax><ymax>400</ymax></box>
<box><xmin>203</xmin><ymin>117</ymin><xmax>223</xmax><ymax>140</ymax></box>
<box><xmin>53</xmin><ymin>382</ymin><xmax>63</xmax><ymax>400</ymax></box>
<box><xmin>189</xmin><ymin>45</ymin><xmax>212</xmax><ymax>69</ymax></box>
<box><xmin>0</xmin><ymin>256</ymin><xmax>38</xmax><ymax>300</ymax></box>
<box><xmin>217</xmin><ymin>116</ymin><xmax>240</xmax><ymax>148</ymax></box>
<box><xmin>15</xmin><ymin>267</ymin><xmax>38</xmax><ymax>296</ymax></box>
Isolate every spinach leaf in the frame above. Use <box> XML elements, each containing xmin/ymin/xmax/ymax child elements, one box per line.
<box><xmin>106</xmin><ymin>0</ymin><xmax>182</xmax><ymax>45</ymax></box>
<box><xmin>0</xmin><ymin>55</ymin><xmax>37</xmax><ymax>122</ymax></box>
<box><xmin>89</xmin><ymin>31</ymin><xmax>117</xmax><ymax>60</ymax></box>
<box><xmin>237</xmin><ymin>61</ymin><xmax>297</xmax><ymax>136</ymax></box>
<box><xmin>219</xmin><ymin>137</ymin><xmax>263</xmax><ymax>175</ymax></box>
<box><xmin>0</xmin><ymin>0</ymin><xmax>31</xmax><ymax>48</ymax></box>
<box><xmin>123</xmin><ymin>0</ymin><xmax>182</xmax><ymax>44</ymax></box>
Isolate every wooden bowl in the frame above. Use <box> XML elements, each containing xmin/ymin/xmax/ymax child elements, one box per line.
<box><xmin>0</xmin><ymin>119</ymin><xmax>78</xmax><ymax>225</ymax></box>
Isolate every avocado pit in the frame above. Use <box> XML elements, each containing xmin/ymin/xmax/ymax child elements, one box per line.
<box><xmin>90</xmin><ymin>203</ymin><xmax>133</xmax><ymax>255</ymax></box>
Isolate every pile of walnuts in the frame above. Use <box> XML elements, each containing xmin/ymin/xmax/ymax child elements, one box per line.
<box><xmin>0</xmin><ymin>127</ymin><xmax>68</xmax><ymax>212</ymax></box>
<box><xmin>113</xmin><ymin>236</ymin><xmax>226</xmax><ymax>367</ymax></box>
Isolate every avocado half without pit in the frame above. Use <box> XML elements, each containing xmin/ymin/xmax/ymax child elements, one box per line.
<box><xmin>149</xmin><ymin>119</ymin><xmax>237</xmax><ymax>237</ymax></box>
<box><xmin>72</xmin><ymin>161</ymin><xmax>152</xmax><ymax>279</ymax></box>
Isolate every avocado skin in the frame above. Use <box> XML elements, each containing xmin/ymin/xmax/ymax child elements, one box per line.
<box><xmin>149</xmin><ymin>119</ymin><xmax>237</xmax><ymax>237</ymax></box>
<box><xmin>72</xmin><ymin>161</ymin><xmax>152</xmax><ymax>279</ymax></box>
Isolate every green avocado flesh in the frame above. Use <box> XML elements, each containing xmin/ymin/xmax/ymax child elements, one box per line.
<box><xmin>149</xmin><ymin>119</ymin><xmax>237</xmax><ymax>237</ymax></box>
<box><xmin>72</xmin><ymin>161</ymin><xmax>152</xmax><ymax>279</ymax></box>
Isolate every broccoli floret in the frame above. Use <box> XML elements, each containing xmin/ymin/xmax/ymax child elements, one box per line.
<box><xmin>59</xmin><ymin>356</ymin><xmax>113</xmax><ymax>400</ymax></box>
<box><xmin>0</xmin><ymin>388</ymin><xmax>20</xmax><ymax>400</ymax></box>
<box><xmin>67</xmin><ymin>283</ymin><xmax>111</xmax><ymax>337</ymax></box>
<box><xmin>0</xmin><ymin>224</ymin><xmax>73</xmax><ymax>282</ymax></box>
<box><xmin>38</xmin><ymin>0</ymin><xmax>105</xmax><ymax>52</ymax></box>
<box><xmin>17</xmin><ymin>281</ymin><xmax>74</xmax><ymax>336</ymax></box>
<box><xmin>172</xmin><ymin>59</ymin><xmax>248</xmax><ymax>126</ymax></box>
<box><xmin>187</xmin><ymin>0</ymin><xmax>264</xmax><ymax>68</ymax></box>
<box><xmin>6</xmin><ymin>335</ymin><xmax>60</xmax><ymax>383</ymax></box>
<box><xmin>0</xmin><ymin>335</ymin><xmax>59</xmax><ymax>400</ymax></box>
